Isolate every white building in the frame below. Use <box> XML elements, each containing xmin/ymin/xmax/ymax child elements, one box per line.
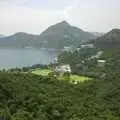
<box><xmin>87</xmin><ymin>51</ymin><xmax>103</xmax><ymax>60</ymax></box>
<box><xmin>76</xmin><ymin>48</ymin><xmax>81</xmax><ymax>51</ymax></box>
<box><xmin>55</xmin><ymin>64</ymin><xmax>71</xmax><ymax>73</ymax></box>
<box><xmin>62</xmin><ymin>46</ymin><xmax>76</xmax><ymax>52</ymax></box>
<box><xmin>97</xmin><ymin>60</ymin><xmax>106</xmax><ymax>67</ymax></box>
<box><xmin>63</xmin><ymin>46</ymin><xmax>71</xmax><ymax>52</ymax></box>
<box><xmin>52</xmin><ymin>57</ymin><xmax>58</xmax><ymax>64</ymax></box>
<box><xmin>81</xmin><ymin>44</ymin><xmax>94</xmax><ymax>49</ymax></box>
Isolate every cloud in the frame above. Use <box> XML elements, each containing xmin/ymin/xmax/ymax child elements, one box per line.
<box><xmin>0</xmin><ymin>4</ymin><xmax>69</xmax><ymax>35</ymax></box>
<box><xmin>64</xmin><ymin>4</ymin><xmax>120</xmax><ymax>32</ymax></box>
<box><xmin>0</xmin><ymin>0</ymin><xmax>120</xmax><ymax>35</ymax></box>
<box><xmin>64</xmin><ymin>5</ymin><xmax>74</xmax><ymax>11</ymax></box>
<box><xmin>0</xmin><ymin>0</ymin><xmax>30</xmax><ymax>5</ymax></box>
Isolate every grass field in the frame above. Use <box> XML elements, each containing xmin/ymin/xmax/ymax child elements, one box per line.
<box><xmin>58</xmin><ymin>74</ymin><xmax>91</xmax><ymax>83</ymax></box>
<box><xmin>31</xmin><ymin>69</ymin><xmax>52</xmax><ymax>76</ymax></box>
<box><xmin>70</xmin><ymin>74</ymin><xmax>91</xmax><ymax>84</ymax></box>
<box><xmin>32</xmin><ymin>69</ymin><xmax>91</xmax><ymax>83</ymax></box>
<box><xmin>70</xmin><ymin>74</ymin><xmax>91</xmax><ymax>83</ymax></box>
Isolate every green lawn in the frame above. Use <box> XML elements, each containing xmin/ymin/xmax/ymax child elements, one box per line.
<box><xmin>31</xmin><ymin>69</ymin><xmax>52</xmax><ymax>76</ymax></box>
<box><xmin>58</xmin><ymin>74</ymin><xmax>91</xmax><ymax>83</ymax></box>
<box><xmin>32</xmin><ymin>69</ymin><xmax>91</xmax><ymax>84</ymax></box>
<box><xmin>70</xmin><ymin>74</ymin><xmax>91</xmax><ymax>83</ymax></box>
<box><xmin>70</xmin><ymin>75</ymin><xmax>90</xmax><ymax>82</ymax></box>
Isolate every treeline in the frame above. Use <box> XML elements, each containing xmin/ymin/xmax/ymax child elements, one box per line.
<box><xmin>9</xmin><ymin>64</ymin><xmax>48</xmax><ymax>72</ymax></box>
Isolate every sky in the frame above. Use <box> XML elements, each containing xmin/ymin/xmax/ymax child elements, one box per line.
<box><xmin>0</xmin><ymin>0</ymin><xmax>120</xmax><ymax>35</ymax></box>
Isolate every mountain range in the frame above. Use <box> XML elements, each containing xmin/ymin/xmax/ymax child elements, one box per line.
<box><xmin>0</xmin><ymin>21</ymin><xmax>96</xmax><ymax>49</ymax></box>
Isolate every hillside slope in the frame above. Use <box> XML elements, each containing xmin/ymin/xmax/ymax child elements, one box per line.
<box><xmin>0</xmin><ymin>51</ymin><xmax>120</xmax><ymax>120</ymax></box>
<box><xmin>0</xmin><ymin>21</ymin><xmax>95</xmax><ymax>49</ymax></box>
<box><xmin>0</xmin><ymin>32</ymin><xmax>39</xmax><ymax>48</ymax></box>
<box><xmin>94</xmin><ymin>29</ymin><xmax>120</xmax><ymax>50</ymax></box>
<box><xmin>35</xmin><ymin>21</ymin><xmax>95</xmax><ymax>49</ymax></box>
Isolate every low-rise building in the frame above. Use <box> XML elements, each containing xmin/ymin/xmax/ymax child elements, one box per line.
<box><xmin>55</xmin><ymin>64</ymin><xmax>71</xmax><ymax>73</ymax></box>
<box><xmin>81</xmin><ymin>44</ymin><xmax>94</xmax><ymax>49</ymax></box>
<box><xmin>63</xmin><ymin>46</ymin><xmax>71</xmax><ymax>52</ymax></box>
<box><xmin>97</xmin><ymin>60</ymin><xmax>106</xmax><ymax>67</ymax></box>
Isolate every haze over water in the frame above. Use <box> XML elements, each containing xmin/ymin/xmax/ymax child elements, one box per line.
<box><xmin>0</xmin><ymin>48</ymin><xmax>57</xmax><ymax>69</ymax></box>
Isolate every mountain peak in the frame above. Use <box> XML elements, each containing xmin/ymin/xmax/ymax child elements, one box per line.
<box><xmin>110</xmin><ymin>28</ymin><xmax>120</xmax><ymax>34</ymax></box>
<box><xmin>0</xmin><ymin>34</ymin><xmax>5</xmax><ymax>38</ymax></box>
<box><xmin>95</xmin><ymin>28</ymin><xmax>120</xmax><ymax>50</ymax></box>
<box><xmin>14</xmin><ymin>32</ymin><xmax>27</xmax><ymax>36</ymax></box>
<box><xmin>55</xmin><ymin>20</ymin><xmax>70</xmax><ymax>26</ymax></box>
<box><xmin>106</xmin><ymin>28</ymin><xmax>120</xmax><ymax>37</ymax></box>
<box><xmin>60</xmin><ymin>20</ymin><xmax>69</xmax><ymax>24</ymax></box>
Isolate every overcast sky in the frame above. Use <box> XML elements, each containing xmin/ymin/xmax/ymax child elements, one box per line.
<box><xmin>0</xmin><ymin>0</ymin><xmax>120</xmax><ymax>35</ymax></box>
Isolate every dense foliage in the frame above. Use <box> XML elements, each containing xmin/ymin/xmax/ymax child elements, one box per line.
<box><xmin>1</xmin><ymin>50</ymin><xmax>120</xmax><ymax>120</ymax></box>
<box><xmin>0</xmin><ymin>72</ymin><xmax>96</xmax><ymax>120</ymax></box>
<box><xmin>9</xmin><ymin>64</ymin><xmax>48</xmax><ymax>72</ymax></box>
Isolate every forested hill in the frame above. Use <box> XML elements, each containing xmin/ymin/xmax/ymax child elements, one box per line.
<box><xmin>0</xmin><ymin>21</ymin><xmax>95</xmax><ymax>49</ymax></box>
<box><xmin>1</xmin><ymin>50</ymin><xmax>120</xmax><ymax>119</ymax></box>
<box><xmin>57</xmin><ymin>28</ymin><xmax>120</xmax><ymax>77</ymax></box>
<box><xmin>34</xmin><ymin>21</ymin><xmax>95</xmax><ymax>49</ymax></box>
<box><xmin>0</xmin><ymin>32</ymin><xmax>39</xmax><ymax>48</ymax></box>
<box><xmin>94</xmin><ymin>28</ymin><xmax>120</xmax><ymax>50</ymax></box>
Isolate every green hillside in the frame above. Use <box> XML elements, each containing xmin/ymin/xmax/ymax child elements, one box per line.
<box><xmin>0</xmin><ymin>50</ymin><xmax>120</xmax><ymax>120</ymax></box>
<box><xmin>35</xmin><ymin>21</ymin><xmax>95</xmax><ymax>49</ymax></box>
<box><xmin>57</xmin><ymin>28</ymin><xmax>120</xmax><ymax>77</ymax></box>
<box><xmin>0</xmin><ymin>24</ymin><xmax>120</xmax><ymax>120</ymax></box>
<box><xmin>0</xmin><ymin>32</ymin><xmax>39</xmax><ymax>48</ymax></box>
<box><xmin>94</xmin><ymin>29</ymin><xmax>120</xmax><ymax>50</ymax></box>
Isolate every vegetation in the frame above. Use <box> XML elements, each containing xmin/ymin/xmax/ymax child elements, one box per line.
<box><xmin>70</xmin><ymin>74</ymin><xmax>91</xmax><ymax>82</ymax></box>
<box><xmin>0</xmin><ymin>71</ymin><xmax>95</xmax><ymax>120</ymax></box>
<box><xmin>31</xmin><ymin>68</ymin><xmax>52</xmax><ymax>76</ymax></box>
<box><xmin>1</xmin><ymin>51</ymin><xmax>120</xmax><ymax>119</ymax></box>
<box><xmin>58</xmin><ymin>74</ymin><xmax>91</xmax><ymax>84</ymax></box>
<box><xmin>31</xmin><ymin>68</ymin><xmax>91</xmax><ymax>84</ymax></box>
<box><xmin>57</xmin><ymin>29</ymin><xmax>120</xmax><ymax>78</ymax></box>
<box><xmin>94</xmin><ymin>29</ymin><xmax>120</xmax><ymax>50</ymax></box>
<box><xmin>57</xmin><ymin>48</ymin><xmax>101</xmax><ymax>78</ymax></box>
<box><xmin>0</xmin><ymin>27</ymin><xmax>120</xmax><ymax>120</ymax></box>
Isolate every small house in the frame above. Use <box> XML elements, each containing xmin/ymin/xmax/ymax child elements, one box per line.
<box><xmin>55</xmin><ymin>64</ymin><xmax>71</xmax><ymax>73</ymax></box>
<box><xmin>81</xmin><ymin>44</ymin><xmax>94</xmax><ymax>49</ymax></box>
<box><xmin>97</xmin><ymin>60</ymin><xmax>106</xmax><ymax>67</ymax></box>
<box><xmin>63</xmin><ymin>46</ymin><xmax>71</xmax><ymax>52</ymax></box>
